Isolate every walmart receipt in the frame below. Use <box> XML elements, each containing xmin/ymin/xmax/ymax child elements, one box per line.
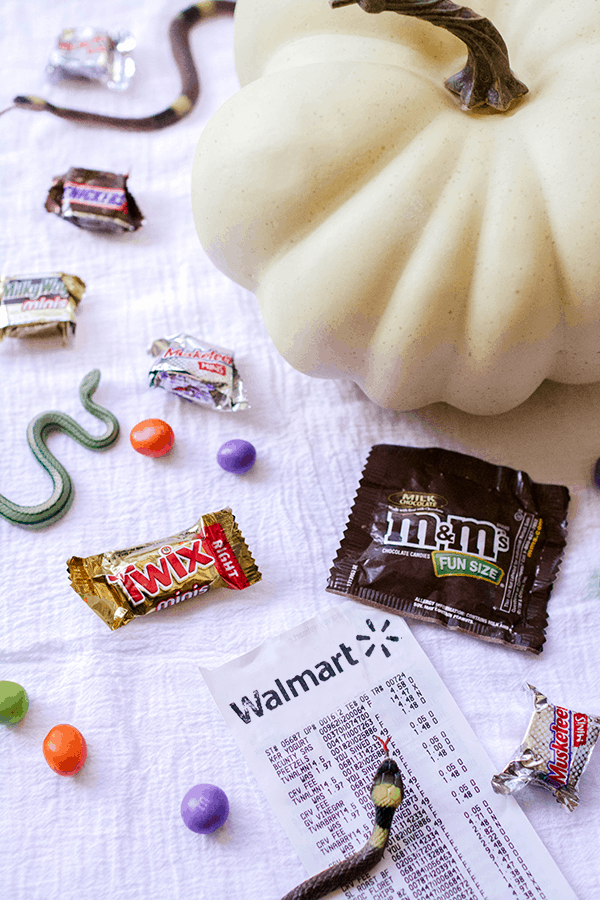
<box><xmin>200</xmin><ymin>603</ymin><xmax>577</xmax><ymax>899</ymax></box>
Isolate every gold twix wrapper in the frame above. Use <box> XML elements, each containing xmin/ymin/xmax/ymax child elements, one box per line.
<box><xmin>67</xmin><ymin>508</ymin><xmax>261</xmax><ymax>630</ymax></box>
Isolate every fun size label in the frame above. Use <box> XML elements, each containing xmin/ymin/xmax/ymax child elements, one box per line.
<box><xmin>431</xmin><ymin>552</ymin><xmax>504</xmax><ymax>585</ymax></box>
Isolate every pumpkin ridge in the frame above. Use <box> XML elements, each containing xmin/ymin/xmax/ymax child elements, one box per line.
<box><xmin>512</xmin><ymin>105</ymin><xmax>600</xmax><ymax>386</ymax></box>
<box><xmin>512</xmin><ymin>125</ymin><xmax>567</xmax><ymax>384</ymax></box>
<box><xmin>196</xmin><ymin>60</ymin><xmax>456</xmax><ymax>288</ymax></box>
<box><xmin>269</xmin><ymin>98</ymin><xmax>468</xmax><ymax>258</ymax></box>
<box><xmin>365</xmin><ymin>123</ymin><xmax>489</xmax><ymax>409</ymax></box>
<box><xmin>256</xmin><ymin>114</ymin><xmax>481</xmax><ymax>401</ymax></box>
<box><xmin>447</xmin><ymin>126</ymin><xmax>563</xmax><ymax>411</ymax></box>
<box><xmin>261</xmin><ymin>33</ymin><xmax>457</xmax><ymax>96</ymax></box>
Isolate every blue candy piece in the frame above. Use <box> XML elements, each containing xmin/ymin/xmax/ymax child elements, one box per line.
<box><xmin>217</xmin><ymin>439</ymin><xmax>256</xmax><ymax>474</ymax></box>
<box><xmin>594</xmin><ymin>458</ymin><xmax>600</xmax><ymax>490</ymax></box>
<box><xmin>181</xmin><ymin>784</ymin><xmax>229</xmax><ymax>834</ymax></box>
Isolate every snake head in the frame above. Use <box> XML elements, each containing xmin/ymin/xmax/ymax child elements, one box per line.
<box><xmin>13</xmin><ymin>95</ymin><xmax>49</xmax><ymax>111</ymax></box>
<box><xmin>371</xmin><ymin>757</ymin><xmax>404</xmax><ymax>809</ymax></box>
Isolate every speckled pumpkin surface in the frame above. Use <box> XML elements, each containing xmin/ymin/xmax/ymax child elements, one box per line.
<box><xmin>192</xmin><ymin>0</ymin><xmax>600</xmax><ymax>414</ymax></box>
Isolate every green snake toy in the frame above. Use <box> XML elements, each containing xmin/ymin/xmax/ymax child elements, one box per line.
<box><xmin>281</xmin><ymin>751</ymin><xmax>404</xmax><ymax>900</ymax></box>
<box><xmin>0</xmin><ymin>370</ymin><xmax>119</xmax><ymax>529</ymax></box>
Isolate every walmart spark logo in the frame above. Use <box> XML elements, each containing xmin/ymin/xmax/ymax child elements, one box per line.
<box><xmin>356</xmin><ymin>618</ymin><xmax>399</xmax><ymax>658</ymax></box>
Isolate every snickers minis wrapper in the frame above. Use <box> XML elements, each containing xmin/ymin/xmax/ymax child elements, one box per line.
<box><xmin>45</xmin><ymin>167</ymin><xmax>144</xmax><ymax>233</ymax></box>
<box><xmin>67</xmin><ymin>509</ymin><xmax>261</xmax><ymax>630</ymax></box>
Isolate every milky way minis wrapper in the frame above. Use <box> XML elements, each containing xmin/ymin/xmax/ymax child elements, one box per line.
<box><xmin>327</xmin><ymin>445</ymin><xmax>570</xmax><ymax>653</ymax></box>
<box><xmin>46</xmin><ymin>168</ymin><xmax>144</xmax><ymax>234</ymax></box>
<box><xmin>67</xmin><ymin>508</ymin><xmax>261</xmax><ymax>630</ymax></box>
<box><xmin>0</xmin><ymin>272</ymin><xmax>85</xmax><ymax>341</ymax></box>
<box><xmin>492</xmin><ymin>685</ymin><xmax>600</xmax><ymax>811</ymax></box>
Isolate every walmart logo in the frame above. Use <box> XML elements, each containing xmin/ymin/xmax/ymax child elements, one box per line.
<box><xmin>356</xmin><ymin>618</ymin><xmax>399</xmax><ymax>658</ymax></box>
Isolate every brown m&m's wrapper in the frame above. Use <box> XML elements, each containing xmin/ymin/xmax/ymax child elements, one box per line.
<box><xmin>327</xmin><ymin>445</ymin><xmax>570</xmax><ymax>653</ymax></box>
<box><xmin>0</xmin><ymin>271</ymin><xmax>85</xmax><ymax>342</ymax></box>
<box><xmin>46</xmin><ymin>167</ymin><xmax>144</xmax><ymax>233</ymax></box>
<box><xmin>67</xmin><ymin>508</ymin><xmax>261</xmax><ymax>630</ymax></box>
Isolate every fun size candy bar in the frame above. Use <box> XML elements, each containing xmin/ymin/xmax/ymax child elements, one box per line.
<box><xmin>45</xmin><ymin>168</ymin><xmax>144</xmax><ymax>233</ymax></box>
<box><xmin>46</xmin><ymin>25</ymin><xmax>136</xmax><ymax>90</ymax></box>
<box><xmin>67</xmin><ymin>508</ymin><xmax>261</xmax><ymax>630</ymax></box>
<box><xmin>148</xmin><ymin>333</ymin><xmax>249</xmax><ymax>411</ymax></box>
<box><xmin>0</xmin><ymin>271</ymin><xmax>85</xmax><ymax>341</ymax></box>
<box><xmin>492</xmin><ymin>685</ymin><xmax>600</xmax><ymax>810</ymax></box>
<box><xmin>327</xmin><ymin>445</ymin><xmax>570</xmax><ymax>653</ymax></box>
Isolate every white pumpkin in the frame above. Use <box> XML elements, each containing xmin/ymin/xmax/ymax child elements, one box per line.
<box><xmin>192</xmin><ymin>0</ymin><xmax>600</xmax><ymax>414</ymax></box>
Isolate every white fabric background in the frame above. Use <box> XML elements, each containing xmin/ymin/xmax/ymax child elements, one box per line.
<box><xmin>1</xmin><ymin>2</ymin><xmax>599</xmax><ymax>898</ymax></box>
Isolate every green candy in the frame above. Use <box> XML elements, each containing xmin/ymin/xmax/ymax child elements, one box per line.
<box><xmin>0</xmin><ymin>681</ymin><xmax>29</xmax><ymax>724</ymax></box>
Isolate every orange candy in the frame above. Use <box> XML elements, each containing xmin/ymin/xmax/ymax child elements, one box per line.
<box><xmin>130</xmin><ymin>418</ymin><xmax>174</xmax><ymax>457</ymax></box>
<box><xmin>43</xmin><ymin>724</ymin><xmax>87</xmax><ymax>776</ymax></box>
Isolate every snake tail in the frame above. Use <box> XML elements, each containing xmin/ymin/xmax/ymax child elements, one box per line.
<box><xmin>12</xmin><ymin>2</ymin><xmax>236</xmax><ymax>131</ymax></box>
<box><xmin>281</xmin><ymin>757</ymin><xmax>404</xmax><ymax>900</ymax></box>
<box><xmin>0</xmin><ymin>369</ymin><xmax>119</xmax><ymax>530</ymax></box>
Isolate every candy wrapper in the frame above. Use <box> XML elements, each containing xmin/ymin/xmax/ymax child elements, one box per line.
<box><xmin>492</xmin><ymin>685</ymin><xmax>600</xmax><ymax>811</ymax></box>
<box><xmin>46</xmin><ymin>25</ymin><xmax>135</xmax><ymax>90</ymax></box>
<box><xmin>327</xmin><ymin>445</ymin><xmax>570</xmax><ymax>653</ymax></box>
<box><xmin>67</xmin><ymin>508</ymin><xmax>261</xmax><ymax>630</ymax></box>
<box><xmin>148</xmin><ymin>334</ymin><xmax>249</xmax><ymax>411</ymax></box>
<box><xmin>45</xmin><ymin>167</ymin><xmax>144</xmax><ymax>234</ymax></box>
<box><xmin>0</xmin><ymin>271</ymin><xmax>85</xmax><ymax>342</ymax></box>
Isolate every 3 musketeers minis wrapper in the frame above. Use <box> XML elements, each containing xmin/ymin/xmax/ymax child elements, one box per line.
<box><xmin>492</xmin><ymin>685</ymin><xmax>600</xmax><ymax>811</ymax></box>
<box><xmin>148</xmin><ymin>333</ymin><xmax>248</xmax><ymax>412</ymax></box>
<box><xmin>68</xmin><ymin>508</ymin><xmax>261</xmax><ymax>630</ymax></box>
<box><xmin>327</xmin><ymin>445</ymin><xmax>570</xmax><ymax>653</ymax></box>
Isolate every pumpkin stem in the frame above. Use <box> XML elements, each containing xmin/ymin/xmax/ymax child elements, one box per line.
<box><xmin>329</xmin><ymin>0</ymin><xmax>528</xmax><ymax>112</ymax></box>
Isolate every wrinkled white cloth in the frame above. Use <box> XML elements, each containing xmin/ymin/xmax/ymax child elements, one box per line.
<box><xmin>1</xmin><ymin>2</ymin><xmax>599</xmax><ymax>899</ymax></box>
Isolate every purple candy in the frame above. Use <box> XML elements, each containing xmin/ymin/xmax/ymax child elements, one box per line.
<box><xmin>217</xmin><ymin>439</ymin><xmax>256</xmax><ymax>474</ymax></box>
<box><xmin>181</xmin><ymin>784</ymin><xmax>229</xmax><ymax>834</ymax></box>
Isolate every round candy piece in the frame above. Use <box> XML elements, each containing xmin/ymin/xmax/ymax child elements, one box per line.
<box><xmin>130</xmin><ymin>418</ymin><xmax>174</xmax><ymax>458</ymax></box>
<box><xmin>0</xmin><ymin>681</ymin><xmax>29</xmax><ymax>724</ymax></box>
<box><xmin>217</xmin><ymin>439</ymin><xmax>256</xmax><ymax>474</ymax></box>
<box><xmin>181</xmin><ymin>784</ymin><xmax>229</xmax><ymax>834</ymax></box>
<box><xmin>43</xmin><ymin>724</ymin><xmax>87</xmax><ymax>776</ymax></box>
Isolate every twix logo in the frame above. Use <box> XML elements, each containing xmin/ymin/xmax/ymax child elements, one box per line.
<box><xmin>107</xmin><ymin>539</ymin><xmax>213</xmax><ymax>606</ymax></box>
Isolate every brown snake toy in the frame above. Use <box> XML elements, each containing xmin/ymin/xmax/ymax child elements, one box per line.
<box><xmin>281</xmin><ymin>746</ymin><xmax>404</xmax><ymax>900</ymax></box>
<box><xmin>10</xmin><ymin>1</ymin><xmax>236</xmax><ymax>131</ymax></box>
